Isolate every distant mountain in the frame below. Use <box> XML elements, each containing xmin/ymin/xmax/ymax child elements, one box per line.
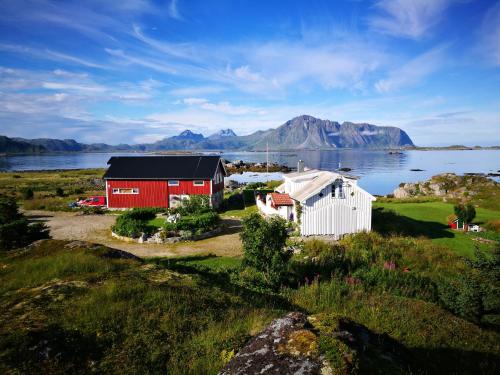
<box><xmin>13</xmin><ymin>137</ymin><xmax>85</xmax><ymax>152</ymax></box>
<box><xmin>208</xmin><ymin>129</ymin><xmax>237</xmax><ymax>139</ymax></box>
<box><xmin>246</xmin><ymin>115</ymin><xmax>414</xmax><ymax>150</ymax></box>
<box><xmin>0</xmin><ymin>136</ymin><xmax>46</xmax><ymax>154</ymax></box>
<box><xmin>0</xmin><ymin>115</ymin><xmax>414</xmax><ymax>154</ymax></box>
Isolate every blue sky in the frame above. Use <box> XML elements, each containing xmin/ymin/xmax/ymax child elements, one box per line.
<box><xmin>0</xmin><ymin>0</ymin><xmax>499</xmax><ymax>146</ymax></box>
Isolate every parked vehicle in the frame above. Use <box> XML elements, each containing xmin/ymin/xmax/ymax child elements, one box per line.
<box><xmin>77</xmin><ymin>196</ymin><xmax>107</xmax><ymax>207</ymax></box>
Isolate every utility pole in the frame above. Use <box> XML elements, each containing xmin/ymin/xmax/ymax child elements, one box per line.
<box><xmin>266</xmin><ymin>141</ymin><xmax>269</xmax><ymax>182</ymax></box>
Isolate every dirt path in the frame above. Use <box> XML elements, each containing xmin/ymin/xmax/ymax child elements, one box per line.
<box><xmin>25</xmin><ymin>210</ymin><xmax>243</xmax><ymax>258</ymax></box>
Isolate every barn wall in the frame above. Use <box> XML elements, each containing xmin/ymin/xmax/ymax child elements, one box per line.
<box><xmin>168</xmin><ymin>180</ymin><xmax>211</xmax><ymax>195</ymax></box>
<box><xmin>106</xmin><ymin>179</ymin><xmax>211</xmax><ymax>208</ymax></box>
<box><xmin>106</xmin><ymin>180</ymin><xmax>170</xmax><ymax>208</ymax></box>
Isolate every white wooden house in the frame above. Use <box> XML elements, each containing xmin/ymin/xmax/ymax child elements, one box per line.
<box><xmin>257</xmin><ymin>163</ymin><xmax>376</xmax><ymax>239</ymax></box>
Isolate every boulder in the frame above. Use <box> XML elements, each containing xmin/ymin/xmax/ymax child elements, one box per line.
<box><xmin>219</xmin><ymin>312</ymin><xmax>324</xmax><ymax>375</ymax></box>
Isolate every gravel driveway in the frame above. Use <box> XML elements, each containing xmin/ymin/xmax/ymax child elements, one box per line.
<box><xmin>25</xmin><ymin>210</ymin><xmax>243</xmax><ymax>258</ymax></box>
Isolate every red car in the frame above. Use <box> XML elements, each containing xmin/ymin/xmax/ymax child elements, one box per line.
<box><xmin>77</xmin><ymin>196</ymin><xmax>107</xmax><ymax>207</ymax></box>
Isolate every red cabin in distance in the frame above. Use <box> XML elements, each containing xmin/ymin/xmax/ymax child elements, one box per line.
<box><xmin>103</xmin><ymin>155</ymin><xmax>227</xmax><ymax>209</ymax></box>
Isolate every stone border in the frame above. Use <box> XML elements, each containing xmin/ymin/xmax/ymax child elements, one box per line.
<box><xmin>111</xmin><ymin>226</ymin><xmax>222</xmax><ymax>244</ymax></box>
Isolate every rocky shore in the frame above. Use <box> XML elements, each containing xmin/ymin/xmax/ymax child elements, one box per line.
<box><xmin>223</xmin><ymin>159</ymin><xmax>291</xmax><ymax>174</ymax></box>
<box><xmin>392</xmin><ymin>173</ymin><xmax>498</xmax><ymax>199</ymax></box>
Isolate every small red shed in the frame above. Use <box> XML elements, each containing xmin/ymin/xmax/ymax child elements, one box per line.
<box><xmin>103</xmin><ymin>155</ymin><xmax>226</xmax><ymax>209</ymax></box>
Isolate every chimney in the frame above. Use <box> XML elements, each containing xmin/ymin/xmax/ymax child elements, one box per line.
<box><xmin>297</xmin><ymin>160</ymin><xmax>305</xmax><ymax>173</ymax></box>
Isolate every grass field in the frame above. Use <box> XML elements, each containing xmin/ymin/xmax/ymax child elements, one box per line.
<box><xmin>1</xmin><ymin>238</ymin><xmax>498</xmax><ymax>374</ymax></box>
<box><xmin>0</xmin><ymin>169</ymin><xmax>106</xmax><ymax>211</ymax></box>
<box><xmin>373</xmin><ymin>201</ymin><xmax>499</xmax><ymax>257</ymax></box>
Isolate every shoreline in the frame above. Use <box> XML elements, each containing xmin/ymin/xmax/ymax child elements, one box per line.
<box><xmin>1</xmin><ymin>147</ymin><xmax>500</xmax><ymax>157</ymax></box>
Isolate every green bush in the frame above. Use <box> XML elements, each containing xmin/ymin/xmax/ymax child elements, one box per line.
<box><xmin>123</xmin><ymin>208</ymin><xmax>157</xmax><ymax>221</ymax></box>
<box><xmin>240</xmin><ymin>213</ymin><xmax>290</xmax><ymax>288</ymax></box>
<box><xmin>112</xmin><ymin>208</ymin><xmax>159</xmax><ymax>238</ymax></box>
<box><xmin>21</xmin><ymin>187</ymin><xmax>34</xmax><ymax>200</ymax></box>
<box><xmin>174</xmin><ymin>195</ymin><xmax>211</xmax><ymax>215</ymax></box>
<box><xmin>0</xmin><ymin>195</ymin><xmax>50</xmax><ymax>250</ymax></box>
<box><xmin>165</xmin><ymin>212</ymin><xmax>220</xmax><ymax>235</ymax></box>
<box><xmin>55</xmin><ymin>187</ymin><xmax>64</xmax><ymax>197</ymax></box>
<box><xmin>221</xmin><ymin>192</ymin><xmax>244</xmax><ymax>211</ymax></box>
<box><xmin>112</xmin><ymin>216</ymin><xmax>148</xmax><ymax>238</ymax></box>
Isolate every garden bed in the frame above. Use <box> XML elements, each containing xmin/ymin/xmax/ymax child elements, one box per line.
<box><xmin>111</xmin><ymin>226</ymin><xmax>223</xmax><ymax>244</ymax></box>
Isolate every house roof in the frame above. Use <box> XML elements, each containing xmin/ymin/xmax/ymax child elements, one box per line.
<box><xmin>289</xmin><ymin>172</ymin><xmax>336</xmax><ymax>202</ymax></box>
<box><xmin>284</xmin><ymin>169</ymin><xmax>375</xmax><ymax>203</ymax></box>
<box><xmin>270</xmin><ymin>193</ymin><xmax>294</xmax><ymax>206</ymax></box>
<box><xmin>103</xmin><ymin>155</ymin><xmax>226</xmax><ymax>180</ymax></box>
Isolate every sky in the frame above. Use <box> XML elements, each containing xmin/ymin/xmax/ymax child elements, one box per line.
<box><xmin>0</xmin><ymin>0</ymin><xmax>499</xmax><ymax>146</ymax></box>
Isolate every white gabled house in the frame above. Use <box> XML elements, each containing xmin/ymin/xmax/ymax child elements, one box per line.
<box><xmin>257</xmin><ymin>162</ymin><xmax>376</xmax><ymax>239</ymax></box>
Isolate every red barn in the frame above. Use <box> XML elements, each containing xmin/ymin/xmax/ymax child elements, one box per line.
<box><xmin>103</xmin><ymin>155</ymin><xmax>226</xmax><ymax>209</ymax></box>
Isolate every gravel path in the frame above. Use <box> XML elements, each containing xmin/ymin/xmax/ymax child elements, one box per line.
<box><xmin>25</xmin><ymin>210</ymin><xmax>243</xmax><ymax>258</ymax></box>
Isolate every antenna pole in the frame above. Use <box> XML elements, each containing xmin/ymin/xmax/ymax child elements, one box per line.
<box><xmin>266</xmin><ymin>141</ymin><xmax>269</xmax><ymax>181</ymax></box>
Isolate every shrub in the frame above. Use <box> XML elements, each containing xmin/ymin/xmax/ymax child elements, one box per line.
<box><xmin>221</xmin><ymin>192</ymin><xmax>245</xmax><ymax>211</ymax></box>
<box><xmin>484</xmin><ymin>219</ymin><xmax>500</xmax><ymax>232</ymax></box>
<box><xmin>454</xmin><ymin>203</ymin><xmax>476</xmax><ymax>223</ymax></box>
<box><xmin>123</xmin><ymin>208</ymin><xmax>157</xmax><ymax>221</ymax></box>
<box><xmin>174</xmin><ymin>195</ymin><xmax>211</xmax><ymax>215</ymax></box>
<box><xmin>0</xmin><ymin>195</ymin><xmax>50</xmax><ymax>250</ymax></box>
<box><xmin>21</xmin><ymin>187</ymin><xmax>34</xmax><ymax>200</ymax></box>
<box><xmin>165</xmin><ymin>212</ymin><xmax>220</xmax><ymax>234</ymax></box>
<box><xmin>112</xmin><ymin>216</ymin><xmax>148</xmax><ymax>238</ymax></box>
<box><xmin>55</xmin><ymin>187</ymin><xmax>64</xmax><ymax>197</ymax></box>
<box><xmin>240</xmin><ymin>213</ymin><xmax>290</xmax><ymax>288</ymax></box>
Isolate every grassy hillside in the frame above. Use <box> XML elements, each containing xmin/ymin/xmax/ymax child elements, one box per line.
<box><xmin>0</xmin><ymin>169</ymin><xmax>105</xmax><ymax>211</ymax></box>
<box><xmin>1</xmin><ymin>237</ymin><xmax>499</xmax><ymax>374</ymax></box>
<box><xmin>0</xmin><ymin>240</ymin><xmax>284</xmax><ymax>374</ymax></box>
<box><xmin>373</xmin><ymin>200</ymin><xmax>499</xmax><ymax>257</ymax></box>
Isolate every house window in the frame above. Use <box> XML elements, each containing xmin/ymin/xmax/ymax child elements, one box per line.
<box><xmin>168</xmin><ymin>180</ymin><xmax>179</xmax><ymax>186</ymax></box>
<box><xmin>331</xmin><ymin>179</ymin><xmax>344</xmax><ymax>198</ymax></box>
<box><xmin>193</xmin><ymin>180</ymin><xmax>204</xmax><ymax>186</ymax></box>
<box><xmin>112</xmin><ymin>188</ymin><xmax>139</xmax><ymax>194</ymax></box>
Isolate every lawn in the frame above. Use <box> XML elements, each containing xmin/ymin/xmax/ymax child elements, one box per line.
<box><xmin>220</xmin><ymin>203</ymin><xmax>258</xmax><ymax>219</ymax></box>
<box><xmin>1</xmin><ymin>235</ymin><xmax>499</xmax><ymax>374</ymax></box>
<box><xmin>373</xmin><ymin>201</ymin><xmax>499</xmax><ymax>257</ymax></box>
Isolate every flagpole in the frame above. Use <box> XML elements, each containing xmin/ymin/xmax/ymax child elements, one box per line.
<box><xmin>266</xmin><ymin>141</ymin><xmax>269</xmax><ymax>182</ymax></box>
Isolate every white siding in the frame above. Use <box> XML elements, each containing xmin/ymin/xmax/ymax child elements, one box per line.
<box><xmin>299</xmin><ymin>181</ymin><xmax>373</xmax><ymax>238</ymax></box>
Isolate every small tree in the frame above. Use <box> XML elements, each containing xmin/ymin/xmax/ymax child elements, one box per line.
<box><xmin>240</xmin><ymin>213</ymin><xmax>290</xmax><ymax>288</ymax></box>
<box><xmin>21</xmin><ymin>187</ymin><xmax>34</xmax><ymax>200</ymax></box>
<box><xmin>465</xmin><ymin>203</ymin><xmax>476</xmax><ymax>224</ymax></box>
<box><xmin>454</xmin><ymin>203</ymin><xmax>476</xmax><ymax>224</ymax></box>
<box><xmin>0</xmin><ymin>195</ymin><xmax>50</xmax><ymax>250</ymax></box>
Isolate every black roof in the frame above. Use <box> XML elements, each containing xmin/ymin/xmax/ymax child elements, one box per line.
<box><xmin>103</xmin><ymin>155</ymin><xmax>226</xmax><ymax>180</ymax></box>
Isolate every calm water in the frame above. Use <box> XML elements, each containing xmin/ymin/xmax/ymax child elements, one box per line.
<box><xmin>1</xmin><ymin>150</ymin><xmax>499</xmax><ymax>195</ymax></box>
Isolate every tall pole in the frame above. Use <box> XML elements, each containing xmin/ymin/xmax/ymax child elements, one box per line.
<box><xmin>266</xmin><ymin>141</ymin><xmax>269</xmax><ymax>182</ymax></box>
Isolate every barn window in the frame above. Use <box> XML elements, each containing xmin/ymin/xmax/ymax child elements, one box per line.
<box><xmin>112</xmin><ymin>188</ymin><xmax>139</xmax><ymax>194</ymax></box>
<box><xmin>331</xmin><ymin>179</ymin><xmax>344</xmax><ymax>198</ymax></box>
<box><xmin>168</xmin><ymin>180</ymin><xmax>179</xmax><ymax>186</ymax></box>
<box><xmin>193</xmin><ymin>180</ymin><xmax>205</xmax><ymax>186</ymax></box>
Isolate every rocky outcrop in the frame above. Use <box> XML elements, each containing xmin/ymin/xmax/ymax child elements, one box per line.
<box><xmin>219</xmin><ymin>312</ymin><xmax>325</xmax><ymax>375</ymax></box>
<box><xmin>392</xmin><ymin>173</ymin><xmax>498</xmax><ymax>199</ymax></box>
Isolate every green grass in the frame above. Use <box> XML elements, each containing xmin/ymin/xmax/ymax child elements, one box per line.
<box><xmin>147</xmin><ymin>217</ymin><xmax>165</xmax><ymax>228</ymax></box>
<box><xmin>0</xmin><ymin>169</ymin><xmax>105</xmax><ymax>211</ymax></box>
<box><xmin>220</xmin><ymin>203</ymin><xmax>258</xmax><ymax>219</ymax></box>
<box><xmin>0</xmin><ymin>241</ymin><xmax>283</xmax><ymax>374</ymax></box>
<box><xmin>373</xmin><ymin>201</ymin><xmax>499</xmax><ymax>257</ymax></box>
<box><xmin>1</xmin><ymin>236</ymin><xmax>499</xmax><ymax>374</ymax></box>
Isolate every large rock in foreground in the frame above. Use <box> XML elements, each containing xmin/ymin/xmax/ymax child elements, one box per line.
<box><xmin>219</xmin><ymin>312</ymin><xmax>324</xmax><ymax>375</ymax></box>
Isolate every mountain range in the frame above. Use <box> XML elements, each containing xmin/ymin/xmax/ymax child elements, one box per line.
<box><xmin>0</xmin><ymin>115</ymin><xmax>414</xmax><ymax>154</ymax></box>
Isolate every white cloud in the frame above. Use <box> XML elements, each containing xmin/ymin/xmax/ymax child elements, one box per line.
<box><xmin>182</xmin><ymin>98</ymin><xmax>265</xmax><ymax>116</ymax></box>
<box><xmin>479</xmin><ymin>2</ymin><xmax>500</xmax><ymax>66</ymax></box>
<box><xmin>0</xmin><ymin>43</ymin><xmax>107</xmax><ymax>69</ymax></box>
<box><xmin>168</xmin><ymin>0</ymin><xmax>182</xmax><ymax>20</ymax></box>
<box><xmin>369</xmin><ymin>0</ymin><xmax>459</xmax><ymax>39</ymax></box>
<box><xmin>375</xmin><ymin>45</ymin><xmax>447</xmax><ymax>93</ymax></box>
